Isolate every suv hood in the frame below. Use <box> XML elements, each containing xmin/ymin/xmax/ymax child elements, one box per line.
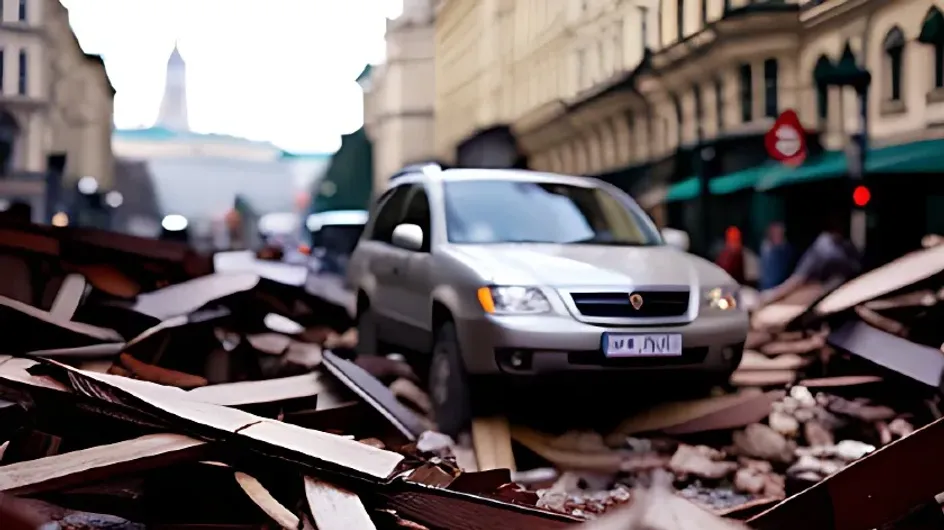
<box><xmin>449</xmin><ymin>244</ymin><xmax>734</xmax><ymax>288</ymax></box>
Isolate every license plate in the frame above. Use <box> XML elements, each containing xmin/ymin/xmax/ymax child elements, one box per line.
<box><xmin>602</xmin><ymin>333</ymin><xmax>683</xmax><ymax>357</ymax></box>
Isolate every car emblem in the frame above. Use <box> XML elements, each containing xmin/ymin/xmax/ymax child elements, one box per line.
<box><xmin>629</xmin><ymin>293</ymin><xmax>644</xmax><ymax>310</ymax></box>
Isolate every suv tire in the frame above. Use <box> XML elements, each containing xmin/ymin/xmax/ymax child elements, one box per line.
<box><xmin>356</xmin><ymin>304</ymin><xmax>380</xmax><ymax>356</ymax></box>
<box><xmin>429</xmin><ymin>321</ymin><xmax>472</xmax><ymax>437</ymax></box>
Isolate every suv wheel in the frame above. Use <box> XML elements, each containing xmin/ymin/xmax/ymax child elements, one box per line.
<box><xmin>355</xmin><ymin>304</ymin><xmax>380</xmax><ymax>356</ymax></box>
<box><xmin>429</xmin><ymin>321</ymin><xmax>472</xmax><ymax>437</ymax></box>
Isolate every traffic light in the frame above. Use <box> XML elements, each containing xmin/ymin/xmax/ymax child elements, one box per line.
<box><xmin>852</xmin><ymin>185</ymin><xmax>871</xmax><ymax>207</ymax></box>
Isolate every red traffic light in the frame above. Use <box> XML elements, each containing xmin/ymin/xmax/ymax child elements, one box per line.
<box><xmin>852</xmin><ymin>185</ymin><xmax>871</xmax><ymax>207</ymax></box>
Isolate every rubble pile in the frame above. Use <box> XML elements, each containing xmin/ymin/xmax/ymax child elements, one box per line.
<box><xmin>1</xmin><ymin>221</ymin><xmax>944</xmax><ymax>529</ymax></box>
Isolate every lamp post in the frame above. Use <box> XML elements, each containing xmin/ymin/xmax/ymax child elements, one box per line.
<box><xmin>816</xmin><ymin>46</ymin><xmax>871</xmax><ymax>253</ymax></box>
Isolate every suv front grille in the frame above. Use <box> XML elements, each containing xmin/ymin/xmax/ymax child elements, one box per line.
<box><xmin>570</xmin><ymin>291</ymin><xmax>690</xmax><ymax>318</ymax></box>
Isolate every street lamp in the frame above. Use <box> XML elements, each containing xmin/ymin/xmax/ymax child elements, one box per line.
<box><xmin>816</xmin><ymin>44</ymin><xmax>871</xmax><ymax>252</ymax></box>
<box><xmin>105</xmin><ymin>190</ymin><xmax>123</xmax><ymax>208</ymax></box>
<box><xmin>77</xmin><ymin>176</ymin><xmax>99</xmax><ymax>195</ymax></box>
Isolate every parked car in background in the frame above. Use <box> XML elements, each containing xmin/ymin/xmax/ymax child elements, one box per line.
<box><xmin>346</xmin><ymin>165</ymin><xmax>749</xmax><ymax>436</ymax></box>
<box><xmin>305</xmin><ymin>210</ymin><xmax>369</xmax><ymax>276</ymax></box>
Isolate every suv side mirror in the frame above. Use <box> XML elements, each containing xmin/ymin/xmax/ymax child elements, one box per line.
<box><xmin>392</xmin><ymin>223</ymin><xmax>423</xmax><ymax>251</ymax></box>
<box><xmin>661</xmin><ymin>228</ymin><xmax>690</xmax><ymax>251</ymax></box>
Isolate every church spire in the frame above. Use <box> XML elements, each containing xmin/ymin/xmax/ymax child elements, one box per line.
<box><xmin>156</xmin><ymin>40</ymin><xmax>189</xmax><ymax>131</ymax></box>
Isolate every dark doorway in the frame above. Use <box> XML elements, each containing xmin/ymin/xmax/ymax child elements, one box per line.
<box><xmin>0</xmin><ymin>111</ymin><xmax>19</xmax><ymax>174</ymax></box>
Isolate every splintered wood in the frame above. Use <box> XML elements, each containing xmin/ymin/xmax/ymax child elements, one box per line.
<box><xmin>471</xmin><ymin>416</ymin><xmax>517</xmax><ymax>472</ymax></box>
<box><xmin>2</xmin><ymin>222</ymin><xmax>943</xmax><ymax>529</ymax></box>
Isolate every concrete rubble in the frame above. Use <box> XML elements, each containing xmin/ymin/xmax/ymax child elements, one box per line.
<box><xmin>0</xmin><ymin>220</ymin><xmax>943</xmax><ymax>529</ymax></box>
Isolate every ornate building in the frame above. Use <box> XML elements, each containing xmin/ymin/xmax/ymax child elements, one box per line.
<box><xmin>0</xmin><ymin>0</ymin><xmax>115</xmax><ymax>222</ymax></box>
<box><xmin>435</xmin><ymin>0</ymin><xmax>944</xmax><ymax>259</ymax></box>
<box><xmin>361</xmin><ymin>0</ymin><xmax>437</xmax><ymax>194</ymax></box>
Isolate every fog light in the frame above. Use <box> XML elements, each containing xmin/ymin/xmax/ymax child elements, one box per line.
<box><xmin>509</xmin><ymin>351</ymin><xmax>526</xmax><ymax>368</ymax></box>
<box><xmin>721</xmin><ymin>347</ymin><xmax>735</xmax><ymax>361</ymax></box>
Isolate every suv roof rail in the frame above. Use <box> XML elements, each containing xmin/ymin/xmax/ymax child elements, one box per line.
<box><xmin>389</xmin><ymin>162</ymin><xmax>443</xmax><ymax>182</ymax></box>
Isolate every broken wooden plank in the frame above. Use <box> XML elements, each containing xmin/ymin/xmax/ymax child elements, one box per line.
<box><xmin>605</xmin><ymin>389</ymin><xmax>766</xmax><ymax>443</ymax></box>
<box><xmin>22</xmin><ymin>360</ymin><xmax>405</xmax><ymax>481</ymax></box>
<box><xmin>303</xmin><ymin>476</ymin><xmax>376</xmax><ymax>530</ymax></box>
<box><xmin>511</xmin><ymin>426</ymin><xmax>625</xmax><ymax>472</ymax></box>
<box><xmin>235</xmin><ymin>472</ymin><xmax>299</xmax><ymax>530</ymax></box>
<box><xmin>0</xmin><ymin>433</ymin><xmax>208</xmax><ymax>495</ymax></box>
<box><xmin>186</xmin><ymin>373</ymin><xmax>326</xmax><ymax>407</ymax></box>
<box><xmin>814</xmin><ymin>244</ymin><xmax>944</xmax><ymax>317</ymax></box>
<box><xmin>132</xmin><ymin>273</ymin><xmax>260</xmax><ymax>319</ymax></box>
<box><xmin>321</xmin><ymin>350</ymin><xmax>427</xmax><ymax>441</ymax></box>
<box><xmin>472</xmin><ymin>417</ymin><xmax>516</xmax><ymax>472</ymax></box>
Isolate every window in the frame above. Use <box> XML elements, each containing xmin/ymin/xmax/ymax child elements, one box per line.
<box><xmin>883</xmin><ymin>27</ymin><xmax>905</xmax><ymax>101</ymax></box>
<box><xmin>17</xmin><ymin>0</ymin><xmax>26</xmax><ymax>21</ymax></box>
<box><xmin>17</xmin><ymin>50</ymin><xmax>26</xmax><ymax>95</ymax></box>
<box><xmin>738</xmin><ymin>63</ymin><xmax>753</xmax><ymax>122</ymax></box>
<box><xmin>715</xmin><ymin>77</ymin><xmax>724</xmax><ymax>131</ymax></box>
<box><xmin>401</xmin><ymin>187</ymin><xmax>432</xmax><ymax>252</ymax></box>
<box><xmin>694</xmin><ymin>85</ymin><xmax>703</xmax><ymax>138</ymax></box>
<box><xmin>639</xmin><ymin>6</ymin><xmax>648</xmax><ymax>49</ymax></box>
<box><xmin>368</xmin><ymin>185</ymin><xmax>411</xmax><ymax>244</ymax></box>
<box><xmin>763</xmin><ymin>58</ymin><xmax>778</xmax><ymax>118</ymax></box>
<box><xmin>676</xmin><ymin>0</ymin><xmax>685</xmax><ymax>40</ymax></box>
<box><xmin>814</xmin><ymin>56</ymin><xmax>832</xmax><ymax>122</ymax></box>
<box><xmin>442</xmin><ymin>180</ymin><xmax>661</xmax><ymax>246</ymax></box>
<box><xmin>919</xmin><ymin>7</ymin><xmax>944</xmax><ymax>89</ymax></box>
<box><xmin>672</xmin><ymin>94</ymin><xmax>682</xmax><ymax>143</ymax></box>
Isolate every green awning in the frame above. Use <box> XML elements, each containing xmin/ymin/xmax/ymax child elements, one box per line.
<box><xmin>664</xmin><ymin>177</ymin><xmax>699</xmax><ymax>202</ymax></box>
<box><xmin>709</xmin><ymin>163</ymin><xmax>779</xmax><ymax>195</ymax></box>
<box><xmin>756</xmin><ymin>139</ymin><xmax>944</xmax><ymax>191</ymax></box>
<box><xmin>312</xmin><ymin>127</ymin><xmax>373</xmax><ymax>213</ymax></box>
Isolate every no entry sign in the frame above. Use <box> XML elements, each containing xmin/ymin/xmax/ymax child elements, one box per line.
<box><xmin>765</xmin><ymin>110</ymin><xmax>807</xmax><ymax>166</ymax></box>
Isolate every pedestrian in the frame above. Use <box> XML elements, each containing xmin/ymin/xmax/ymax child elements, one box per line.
<box><xmin>760</xmin><ymin>214</ymin><xmax>861</xmax><ymax>306</ymax></box>
<box><xmin>715</xmin><ymin>226</ymin><xmax>746</xmax><ymax>284</ymax></box>
<box><xmin>759</xmin><ymin>221</ymin><xmax>795</xmax><ymax>290</ymax></box>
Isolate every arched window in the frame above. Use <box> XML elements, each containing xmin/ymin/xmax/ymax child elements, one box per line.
<box><xmin>764</xmin><ymin>58</ymin><xmax>779</xmax><ymax>118</ymax></box>
<box><xmin>739</xmin><ymin>63</ymin><xmax>753</xmax><ymax>122</ymax></box>
<box><xmin>672</xmin><ymin>93</ymin><xmax>682</xmax><ymax>144</ymax></box>
<box><xmin>813</xmin><ymin>55</ymin><xmax>833</xmax><ymax>122</ymax></box>
<box><xmin>677</xmin><ymin>0</ymin><xmax>685</xmax><ymax>41</ymax></box>
<box><xmin>919</xmin><ymin>7</ymin><xmax>944</xmax><ymax>89</ymax></box>
<box><xmin>883</xmin><ymin>27</ymin><xmax>905</xmax><ymax>101</ymax></box>
<box><xmin>714</xmin><ymin>77</ymin><xmax>724</xmax><ymax>131</ymax></box>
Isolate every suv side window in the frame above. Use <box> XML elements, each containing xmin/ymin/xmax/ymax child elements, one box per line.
<box><xmin>369</xmin><ymin>186</ymin><xmax>411</xmax><ymax>243</ymax></box>
<box><xmin>401</xmin><ymin>186</ymin><xmax>432</xmax><ymax>252</ymax></box>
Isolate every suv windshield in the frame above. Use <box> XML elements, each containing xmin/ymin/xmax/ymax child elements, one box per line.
<box><xmin>443</xmin><ymin>179</ymin><xmax>661</xmax><ymax>245</ymax></box>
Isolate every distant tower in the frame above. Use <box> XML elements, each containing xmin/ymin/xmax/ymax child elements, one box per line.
<box><xmin>155</xmin><ymin>42</ymin><xmax>189</xmax><ymax>131</ymax></box>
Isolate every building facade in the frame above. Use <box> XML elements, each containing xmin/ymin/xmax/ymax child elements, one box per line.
<box><xmin>0</xmin><ymin>0</ymin><xmax>115</xmax><ymax>222</ymax></box>
<box><xmin>362</xmin><ymin>0</ymin><xmax>437</xmax><ymax>195</ymax></box>
<box><xmin>435</xmin><ymin>0</ymin><xmax>944</xmax><ymax>260</ymax></box>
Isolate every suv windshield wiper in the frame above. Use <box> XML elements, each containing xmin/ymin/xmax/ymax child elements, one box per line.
<box><xmin>565</xmin><ymin>235</ymin><xmax>649</xmax><ymax>246</ymax></box>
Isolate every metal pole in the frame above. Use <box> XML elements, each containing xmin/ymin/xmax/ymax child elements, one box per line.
<box><xmin>849</xmin><ymin>85</ymin><xmax>869</xmax><ymax>253</ymax></box>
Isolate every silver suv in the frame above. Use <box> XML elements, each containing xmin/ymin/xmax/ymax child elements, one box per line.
<box><xmin>347</xmin><ymin>166</ymin><xmax>748</xmax><ymax>435</ymax></box>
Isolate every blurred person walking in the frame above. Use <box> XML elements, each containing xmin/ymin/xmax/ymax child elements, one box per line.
<box><xmin>759</xmin><ymin>222</ymin><xmax>795</xmax><ymax>290</ymax></box>
<box><xmin>760</xmin><ymin>214</ymin><xmax>861</xmax><ymax>305</ymax></box>
<box><xmin>715</xmin><ymin>226</ymin><xmax>746</xmax><ymax>284</ymax></box>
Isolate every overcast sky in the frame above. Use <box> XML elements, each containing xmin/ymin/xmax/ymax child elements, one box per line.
<box><xmin>62</xmin><ymin>0</ymin><xmax>403</xmax><ymax>154</ymax></box>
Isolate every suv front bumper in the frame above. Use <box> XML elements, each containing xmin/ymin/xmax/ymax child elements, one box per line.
<box><xmin>455</xmin><ymin>311</ymin><xmax>749</xmax><ymax>375</ymax></box>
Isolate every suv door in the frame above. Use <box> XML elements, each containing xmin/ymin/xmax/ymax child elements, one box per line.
<box><xmin>391</xmin><ymin>185</ymin><xmax>435</xmax><ymax>352</ymax></box>
<box><xmin>355</xmin><ymin>185</ymin><xmax>411</xmax><ymax>341</ymax></box>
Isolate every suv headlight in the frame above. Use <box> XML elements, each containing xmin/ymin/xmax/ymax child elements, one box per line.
<box><xmin>702</xmin><ymin>286</ymin><xmax>740</xmax><ymax>311</ymax></box>
<box><xmin>477</xmin><ymin>286</ymin><xmax>552</xmax><ymax>315</ymax></box>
